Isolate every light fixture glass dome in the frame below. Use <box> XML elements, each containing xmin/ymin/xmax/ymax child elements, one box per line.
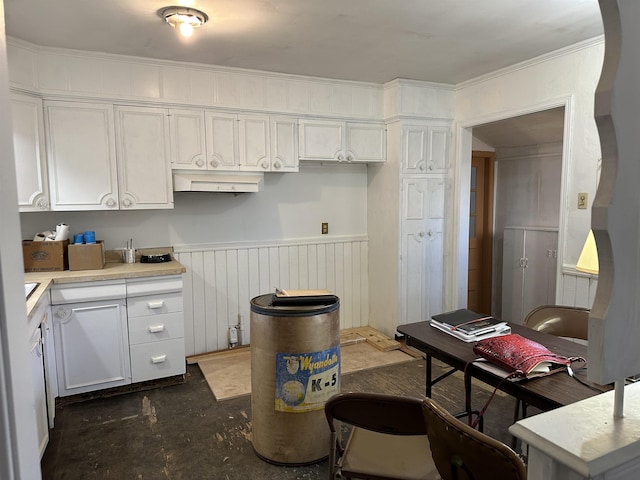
<box><xmin>160</xmin><ymin>6</ymin><xmax>208</xmax><ymax>38</ymax></box>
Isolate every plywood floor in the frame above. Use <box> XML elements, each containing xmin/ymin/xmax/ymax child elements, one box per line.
<box><xmin>197</xmin><ymin>341</ymin><xmax>416</xmax><ymax>401</ymax></box>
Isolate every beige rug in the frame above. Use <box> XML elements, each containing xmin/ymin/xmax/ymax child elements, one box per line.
<box><xmin>197</xmin><ymin>341</ymin><xmax>416</xmax><ymax>401</ymax></box>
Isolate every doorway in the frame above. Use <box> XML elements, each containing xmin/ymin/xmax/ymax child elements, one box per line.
<box><xmin>467</xmin><ymin>152</ymin><xmax>495</xmax><ymax>315</ymax></box>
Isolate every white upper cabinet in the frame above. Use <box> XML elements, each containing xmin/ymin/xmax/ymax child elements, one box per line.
<box><xmin>238</xmin><ymin>114</ymin><xmax>270</xmax><ymax>172</ymax></box>
<box><xmin>170</xmin><ymin>109</ymin><xmax>297</xmax><ymax>173</ymax></box>
<box><xmin>402</xmin><ymin>125</ymin><xmax>450</xmax><ymax>174</ymax></box>
<box><xmin>346</xmin><ymin>122</ymin><xmax>386</xmax><ymax>163</ymax></box>
<box><xmin>114</xmin><ymin>106</ymin><xmax>173</xmax><ymax>210</ymax></box>
<box><xmin>169</xmin><ymin>109</ymin><xmax>207</xmax><ymax>170</ymax></box>
<box><xmin>11</xmin><ymin>93</ymin><xmax>49</xmax><ymax>211</ymax></box>
<box><xmin>45</xmin><ymin>101</ymin><xmax>119</xmax><ymax>210</ymax></box>
<box><xmin>45</xmin><ymin>101</ymin><xmax>173</xmax><ymax>211</ymax></box>
<box><xmin>270</xmin><ymin>116</ymin><xmax>299</xmax><ymax>172</ymax></box>
<box><xmin>205</xmin><ymin>111</ymin><xmax>239</xmax><ymax>171</ymax></box>
<box><xmin>299</xmin><ymin>119</ymin><xmax>386</xmax><ymax>163</ymax></box>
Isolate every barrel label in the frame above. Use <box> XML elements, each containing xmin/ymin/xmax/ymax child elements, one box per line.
<box><xmin>275</xmin><ymin>346</ymin><xmax>341</xmax><ymax>412</ymax></box>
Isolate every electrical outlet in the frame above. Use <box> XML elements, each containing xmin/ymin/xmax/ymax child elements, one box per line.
<box><xmin>321</xmin><ymin>222</ymin><xmax>328</xmax><ymax>235</ymax></box>
<box><xmin>578</xmin><ymin>192</ymin><xmax>588</xmax><ymax>209</ymax></box>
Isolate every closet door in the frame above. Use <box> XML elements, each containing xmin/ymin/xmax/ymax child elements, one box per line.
<box><xmin>399</xmin><ymin>176</ymin><xmax>446</xmax><ymax>324</ymax></box>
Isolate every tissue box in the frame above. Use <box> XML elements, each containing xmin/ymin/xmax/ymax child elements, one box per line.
<box><xmin>23</xmin><ymin>240</ymin><xmax>69</xmax><ymax>272</ymax></box>
<box><xmin>68</xmin><ymin>241</ymin><xmax>106</xmax><ymax>271</ymax></box>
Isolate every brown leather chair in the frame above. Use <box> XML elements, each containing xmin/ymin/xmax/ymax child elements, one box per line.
<box><xmin>523</xmin><ymin>305</ymin><xmax>589</xmax><ymax>340</ymax></box>
<box><xmin>422</xmin><ymin>397</ymin><xmax>527</xmax><ymax>480</ymax></box>
<box><xmin>324</xmin><ymin>392</ymin><xmax>440</xmax><ymax>480</ymax></box>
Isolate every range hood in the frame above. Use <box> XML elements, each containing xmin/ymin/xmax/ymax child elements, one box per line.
<box><xmin>173</xmin><ymin>172</ymin><xmax>264</xmax><ymax>193</ymax></box>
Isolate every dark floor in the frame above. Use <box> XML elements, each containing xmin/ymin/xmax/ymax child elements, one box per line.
<box><xmin>41</xmin><ymin>358</ymin><xmax>530</xmax><ymax>479</ymax></box>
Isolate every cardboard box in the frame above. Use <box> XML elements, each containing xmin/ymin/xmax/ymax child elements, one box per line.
<box><xmin>68</xmin><ymin>241</ymin><xmax>106</xmax><ymax>271</ymax></box>
<box><xmin>23</xmin><ymin>240</ymin><xmax>69</xmax><ymax>272</ymax></box>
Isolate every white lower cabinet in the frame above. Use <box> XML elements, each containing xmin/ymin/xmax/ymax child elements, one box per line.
<box><xmin>126</xmin><ymin>276</ymin><xmax>185</xmax><ymax>383</ymax></box>
<box><xmin>29</xmin><ymin>326</ymin><xmax>49</xmax><ymax>458</ymax></box>
<box><xmin>49</xmin><ymin>275</ymin><xmax>185</xmax><ymax>398</ymax></box>
<box><xmin>52</xmin><ymin>297</ymin><xmax>130</xmax><ymax>396</ymax></box>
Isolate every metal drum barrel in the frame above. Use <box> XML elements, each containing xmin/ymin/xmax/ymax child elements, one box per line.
<box><xmin>250</xmin><ymin>293</ymin><xmax>340</xmax><ymax>465</ymax></box>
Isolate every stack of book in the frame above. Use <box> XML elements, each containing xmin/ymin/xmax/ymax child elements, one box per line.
<box><xmin>430</xmin><ymin>309</ymin><xmax>511</xmax><ymax>342</ymax></box>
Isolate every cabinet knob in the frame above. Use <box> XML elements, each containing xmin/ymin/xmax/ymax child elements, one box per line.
<box><xmin>210</xmin><ymin>159</ymin><xmax>219</xmax><ymax>168</ymax></box>
<box><xmin>196</xmin><ymin>158</ymin><xmax>205</xmax><ymax>168</ymax></box>
<box><xmin>337</xmin><ymin>153</ymin><xmax>345</xmax><ymax>162</ymax></box>
<box><xmin>273</xmin><ymin>160</ymin><xmax>282</xmax><ymax>169</ymax></box>
<box><xmin>36</xmin><ymin>198</ymin><xmax>49</xmax><ymax>210</ymax></box>
<box><xmin>419</xmin><ymin>164</ymin><xmax>426</xmax><ymax>171</ymax></box>
<box><xmin>428</xmin><ymin>164</ymin><xmax>434</xmax><ymax>171</ymax></box>
<box><xmin>427</xmin><ymin>229</ymin><xmax>434</xmax><ymax>237</ymax></box>
<box><xmin>418</xmin><ymin>231</ymin><xmax>425</xmax><ymax>238</ymax></box>
<box><xmin>262</xmin><ymin>161</ymin><xmax>269</xmax><ymax>169</ymax></box>
<box><xmin>106</xmin><ymin>198</ymin><xmax>117</xmax><ymax>208</ymax></box>
<box><xmin>346</xmin><ymin>154</ymin><xmax>354</xmax><ymax>162</ymax></box>
<box><xmin>54</xmin><ymin>308</ymin><xmax>71</xmax><ymax>322</ymax></box>
<box><xmin>122</xmin><ymin>198</ymin><xmax>132</xmax><ymax>208</ymax></box>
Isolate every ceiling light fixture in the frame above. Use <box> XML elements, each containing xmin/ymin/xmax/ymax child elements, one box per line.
<box><xmin>161</xmin><ymin>6</ymin><xmax>208</xmax><ymax>38</ymax></box>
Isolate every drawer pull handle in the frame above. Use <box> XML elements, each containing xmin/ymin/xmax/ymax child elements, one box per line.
<box><xmin>147</xmin><ymin>300</ymin><xmax>164</xmax><ymax>309</ymax></box>
<box><xmin>151</xmin><ymin>355</ymin><xmax>167</xmax><ymax>364</ymax></box>
<box><xmin>148</xmin><ymin>325</ymin><xmax>165</xmax><ymax>333</ymax></box>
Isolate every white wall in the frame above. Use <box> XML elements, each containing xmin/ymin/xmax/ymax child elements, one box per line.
<box><xmin>452</xmin><ymin>39</ymin><xmax>604</xmax><ymax>307</ymax></box>
<box><xmin>20</xmin><ymin>164</ymin><xmax>368</xmax><ymax>250</ymax></box>
<box><xmin>0</xmin><ymin>4</ymin><xmax>42</xmax><ymax>477</ymax></box>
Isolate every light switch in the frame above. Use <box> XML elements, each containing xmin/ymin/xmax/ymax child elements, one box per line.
<box><xmin>578</xmin><ymin>193</ymin><xmax>588</xmax><ymax>209</ymax></box>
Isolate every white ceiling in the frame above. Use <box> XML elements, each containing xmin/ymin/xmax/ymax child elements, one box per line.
<box><xmin>4</xmin><ymin>0</ymin><xmax>603</xmax><ymax>85</ymax></box>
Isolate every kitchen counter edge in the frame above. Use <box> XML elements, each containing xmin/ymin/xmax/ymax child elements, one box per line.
<box><xmin>25</xmin><ymin>260</ymin><xmax>186</xmax><ymax>319</ymax></box>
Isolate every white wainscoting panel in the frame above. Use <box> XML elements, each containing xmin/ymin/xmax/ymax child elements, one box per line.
<box><xmin>175</xmin><ymin>238</ymin><xmax>368</xmax><ymax>356</ymax></box>
<box><xmin>560</xmin><ymin>268</ymin><xmax>598</xmax><ymax>308</ymax></box>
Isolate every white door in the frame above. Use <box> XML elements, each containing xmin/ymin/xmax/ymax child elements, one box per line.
<box><xmin>11</xmin><ymin>93</ymin><xmax>49</xmax><ymax>211</ymax></box>
<box><xmin>270</xmin><ymin>116</ymin><xmax>299</xmax><ymax>172</ymax></box>
<box><xmin>169</xmin><ymin>108</ymin><xmax>207</xmax><ymax>170</ymax></box>
<box><xmin>114</xmin><ymin>106</ymin><xmax>173</xmax><ymax>209</ymax></box>
<box><xmin>29</xmin><ymin>326</ymin><xmax>48</xmax><ymax>458</ymax></box>
<box><xmin>298</xmin><ymin>119</ymin><xmax>345</xmax><ymax>161</ymax></box>
<box><xmin>402</xmin><ymin>125</ymin><xmax>449</xmax><ymax>174</ymax></box>
<box><xmin>346</xmin><ymin>122</ymin><xmax>386</xmax><ymax>163</ymax></box>
<box><xmin>522</xmin><ymin>229</ymin><xmax>558</xmax><ymax>320</ymax></box>
<box><xmin>45</xmin><ymin>101</ymin><xmax>118</xmax><ymax>210</ymax></box>
<box><xmin>53</xmin><ymin>299</ymin><xmax>130</xmax><ymax>396</ymax></box>
<box><xmin>205</xmin><ymin>111</ymin><xmax>239</xmax><ymax>170</ymax></box>
<box><xmin>238</xmin><ymin>114</ymin><xmax>270</xmax><ymax>171</ymax></box>
<box><xmin>400</xmin><ymin>177</ymin><xmax>446</xmax><ymax>324</ymax></box>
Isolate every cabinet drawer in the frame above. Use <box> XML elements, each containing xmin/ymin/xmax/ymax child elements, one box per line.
<box><xmin>128</xmin><ymin>312</ymin><xmax>184</xmax><ymax>345</ymax></box>
<box><xmin>130</xmin><ymin>339</ymin><xmax>185</xmax><ymax>383</ymax></box>
<box><xmin>127</xmin><ymin>292</ymin><xmax>183</xmax><ymax>318</ymax></box>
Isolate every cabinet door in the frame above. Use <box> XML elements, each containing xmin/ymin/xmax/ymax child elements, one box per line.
<box><xmin>298</xmin><ymin>119</ymin><xmax>345</xmax><ymax>161</ymax></box>
<box><xmin>45</xmin><ymin>101</ymin><xmax>118</xmax><ymax>210</ymax></box>
<box><xmin>346</xmin><ymin>122</ymin><xmax>386</xmax><ymax>163</ymax></box>
<box><xmin>114</xmin><ymin>106</ymin><xmax>173</xmax><ymax>209</ymax></box>
<box><xmin>11</xmin><ymin>94</ymin><xmax>49</xmax><ymax>211</ymax></box>
<box><xmin>53</xmin><ymin>299</ymin><xmax>130</xmax><ymax>396</ymax></box>
<box><xmin>270</xmin><ymin>116</ymin><xmax>299</xmax><ymax>172</ymax></box>
<box><xmin>238</xmin><ymin>114</ymin><xmax>270</xmax><ymax>171</ymax></box>
<box><xmin>169</xmin><ymin>109</ymin><xmax>207</xmax><ymax>170</ymax></box>
<box><xmin>399</xmin><ymin>177</ymin><xmax>446</xmax><ymax>324</ymax></box>
<box><xmin>502</xmin><ymin>228</ymin><xmax>558</xmax><ymax>323</ymax></box>
<box><xmin>426</xmin><ymin>126</ymin><xmax>450</xmax><ymax>173</ymax></box>
<box><xmin>402</xmin><ymin>125</ymin><xmax>449</xmax><ymax>174</ymax></box>
<box><xmin>522</xmin><ymin>229</ymin><xmax>558</xmax><ymax>320</ymax></box>
<box><xmin>501</xmin><ymin>228</ymin><xmax>526</xmax><ymax>322</ymax></box>
<box><xmin>29</xmin><ymin>326</ymin><xmax>48</xmax><ymax>458</ymax></box>
<box><xmin>204</xmin><ymin>111</ymin><xmax>239</xmax><ymax>170</ymax></box>
<box><xmin>41</xmin><ymin>310</ymin><xmax>57</xmax><ymax>429</ymax></box>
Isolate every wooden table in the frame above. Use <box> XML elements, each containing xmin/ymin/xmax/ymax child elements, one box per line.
<box><xmin>397</xmin><ymin>321</ymin><xmax>610</xmax><ymax>415</ymax></box>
